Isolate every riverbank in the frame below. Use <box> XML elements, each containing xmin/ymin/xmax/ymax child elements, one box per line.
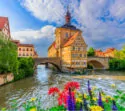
<box><xmin>0</xmin><ymin>73</ymin><xmax>14</xmax><ymax>86</ymax></box>
<box><xmin>72</xmin><ymin>75</ymin><xmax>125</xmax><ymax>81</ymax></box>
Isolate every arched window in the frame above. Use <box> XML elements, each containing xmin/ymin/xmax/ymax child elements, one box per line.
<box><xmin>30</xmin><ymin>49</ymin><xmax>32</xmax><ymax>51</ymax></box>
<box><xmin>27</xmin><ymin>48</ymin><xmax>29</xmax><ymax>51</ymax></box>
<box><xmin>19</xmin><ymin>48</ymin><xmax>21</xmax><ymax>51</ymax></box>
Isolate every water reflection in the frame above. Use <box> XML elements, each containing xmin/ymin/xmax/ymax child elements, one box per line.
<box><xmin>36</xmin><ymin>65</ymin><xmax>51</xmax><ymax>83</ymax></box>
<box><xmin>0</xmin><ymin>65</ymin><xmax>125</xmax><ymax>109</ymax></box>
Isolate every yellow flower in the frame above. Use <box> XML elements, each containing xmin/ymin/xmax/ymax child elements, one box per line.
<box><xmin>106</xmin><ymin>95</ymin><xmax>113</xmax><ymax>100</ymax></box>
<box><xmin>78</xmin><ymin>93</ymin><xmax>82</xmax><ymax>97</ymax></box>
<box><xmin>102</xmin><ymin>97</ymin><xmax>106</xmax><ymax>102</ymax></box>
<box><xmin>111</xmin><ymin>84</ymin><xmax>116</xmax><ymax>88</ymax></box>
<box><xmin>83</xmin><ymin>94</ymin><xmax>87</xmax><ymax>99</ymax></box>
<box><xmin>90</xmin><ymin>105</ymin><xmax>103</xmax><ymax>111</ymax></box>
<box><xmin>76</xmin><ymin>98</ymin><xmax>83</xmax><ymax>103</ymax></box>
<box><xmin>92</xmin><ymin>97</ymin><xmax>97</xmax><ymax>101</ymax></box>
<box><xmin>30</xmin><ymin>107</ymin><xmax>37</xmax><ymax>111</ymax></box>
<box><xmin>30</xmin><ymin>98</ymin><xmax>36</xmax><ymax>102</ymax></box>
<box><xmin>92</xmin><ymin>86</ymin><xmax>97</xmax><ymax>91</ymax></box>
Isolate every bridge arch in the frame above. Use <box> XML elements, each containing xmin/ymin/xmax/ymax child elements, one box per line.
<box><xmin>35</xmin><ymin>62</ymin><xmax>61</xmax><ymax>71</ymax></box>
<box><xmin>88</xmin><ymin>60</ymin><xmax>105</xmax><ymax>69</ymax></box>
<box><xmin>34</xmin><ymin>57</ymin><xmax>62</xmax><ymax>72</ymax></box>
<box><xmin>88</xmin><ymin>57</ymin><xmax>110</xmax><ymax>69</ymax></box>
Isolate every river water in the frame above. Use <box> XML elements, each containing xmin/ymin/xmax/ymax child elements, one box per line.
<box><xmin>0</xmin><ymin>65</ymin><xmax>125</xmax><ymax>109</ymax></box>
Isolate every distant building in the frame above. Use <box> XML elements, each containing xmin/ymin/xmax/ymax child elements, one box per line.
<box><xmin>95</xmin><ymin>48</ymin><xmax>116</xmax><ymax>58</ymax></box>
<box><xmin>12</xmin><ymin>40</ymin><xmax>38</xmax><ymax>58</ymax></box>
<box><xmin>48</xmin><ymin>9</ymin><xmax>87</xmax><ymax>71</ymax></box>
<box><xmin>104</xmin><ymin>48</ymin><xmax>116</xmax><ymax>57</ymax></box>
<box><xmin>0</xmin><ymin>16</ymin><xmax>11</xmax><ymax>40</ymax></box>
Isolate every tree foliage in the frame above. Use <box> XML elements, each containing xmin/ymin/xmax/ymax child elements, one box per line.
<box><xmin>114</xmin><ymin>45</ymin><xmax>125</xmax><ymax>59</ymax></box>
<box><xmin>0</xmin><ymin>34</ymin><xmax>34</xmax><ymax>80</ymax></box>
<box><xmin>109</xmin><ymin>45</ymin><xmax>125</xmax><ymax>70</ymax></box>
<box><xmin>14</xmin><ymin>57</ymin><xmax>34</xmax><ymax>81</ymax></box>
<box><xmin>0</xmin><ymin>34</ymin><xmax>17</xmax><ymax>74</ymax></box>
<box><xmin>87</xmin><ymin>47</ymin><xmax>95</xmax><ymax>56</ymax></box>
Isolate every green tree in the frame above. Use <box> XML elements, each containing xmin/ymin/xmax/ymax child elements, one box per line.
<box><xmin>114</xmin><ymin>45</ymin><xmax>125</xmax><ymax>59</ymax></box>
<box><xmin>0</xmin><ymin>34</ymin><xmax>18</xmax><ymax>74</ymax></box>
<box><xmin>14</xmin><ymin>57</ymin><xmax>34</xmax><ymax>81</ymax></box>
<box><xmin>87</xmin><ymin>47</ymin><xmax>95</xmax><ymax>56</ymax></box>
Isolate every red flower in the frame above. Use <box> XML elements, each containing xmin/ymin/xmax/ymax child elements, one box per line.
<box><xmin>58</xmin><ymin>90</ymin><xmax>68</xmax><ymax>107</ymax></box>
<box><xmin>106</xmin><ymin>99</ymin><xmax>109</xmax><ymax>103</ymax></box>
<box><xmin>48</xmin><ymin>87</ymin><xmax>60</xmax><ymax>96</ymax></box>
<box><xmin>58</xmin><ymin>89</ymin><xmax>75</xmax><ymax>107</ymax></box>
<box><xmin>64</xmin><ymin>81</ymin><xmax>80</xmax><ymax>91</ymax></box>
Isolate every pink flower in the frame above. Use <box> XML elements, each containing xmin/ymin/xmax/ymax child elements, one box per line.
<box><xmin>58</xmin><ymin>89</ymin><xmax>75</xmax><ymax>107</ymax></box>
<box><xmin>48</xmin><ymin>87</ymin><xmax>60</xmax><ymax>96</ymax></box>
<box><xmin>64</xmin><ymin>81</ymin><xmax>80</xmax><ymax>91</ymax></box>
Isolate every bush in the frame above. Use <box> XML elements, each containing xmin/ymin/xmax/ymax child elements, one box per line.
<box><xmin>14</xmin><ymin>57</ymin><xmax>34</xmax><ymax>81</ymax></box>
<box><xmin>109</xmin><ymin>58</ymin><xmax>125</xmax><ymax>71</ymax></box>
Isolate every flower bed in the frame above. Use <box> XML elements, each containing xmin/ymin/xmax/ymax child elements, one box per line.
<box><xmin>1</xmin><ymin>81</ymin><xmax>125</xmax><ymax>111</ymax></box>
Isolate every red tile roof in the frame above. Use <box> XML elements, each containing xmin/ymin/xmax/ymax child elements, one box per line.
<box><xmin>18</xmin><ymin>44</ymin><xmax>34</xmax><ymax>47</ymax></box>
<box><xmin>63</xmin><ymin>32</ymin><xmax>79</xmax><ymax>47</ymax></box>
<box><xmin>0</xmin><ymin>17</ymin><xmax>8</xmax><ymax>30</ymax></box>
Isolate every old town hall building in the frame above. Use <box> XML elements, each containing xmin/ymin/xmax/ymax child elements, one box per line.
<box><xmin>48</xmin><ymin>9</ymin><xmax>87</xmax><ymax>71</ymax></box>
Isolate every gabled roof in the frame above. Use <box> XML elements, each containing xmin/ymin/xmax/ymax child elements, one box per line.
<box><xmin>48</xmin><ymin>41</ymin><xmax>55</xmax><ymax>50</ymax></box>
<box><xmin>63</xmin><ymin>32</ymin><xmax>79</xmax><ymax>47</ymax></box>
<box><xmin>18</xmin><ymin>44</ymin><xmax>34</xmax><ymax>47</ymax></box>
<box><xmin>0</xmin><ymin>17</ymin><xmax>8</xmax><ymax>30</ymax></box>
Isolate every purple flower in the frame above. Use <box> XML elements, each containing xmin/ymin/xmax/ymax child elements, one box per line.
<box><xmin>67</xmin><ymin>88</ymin><xmax>75</xmax><ymax>111</ymax></box>
<box><xmin>87</xmin><ymin>80</ymin><xmax>92</xmax><ymax>99</ymax></box>
<box><xmin>112</xmin><ymin>100</ymin><xmax>118</xmax><ymax>111</ymax></box>
<box><xmin>98</xmin><ymin>92</ymin><xmax>104</xmax><ymax>108</ymax></box>
<box><xmin>83</xmin><ymin>93</ymin><xmax>88</xmax><ymax>111</ymax></box>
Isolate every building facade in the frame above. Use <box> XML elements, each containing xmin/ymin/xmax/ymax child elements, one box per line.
<box><xmin>12</xmin><ymin>40</ymin><xmax>38</xmax><ymax>58</ymax></box>
<box><xmin>0</xmin><ymin>17</ymin><xmax>11</xmax><ymax>40</ymax></box>
<box><xmin>95</xmin><ymin>48</ymin><xmax>116</xmax><ymax>58</ymax></box>
<box><xmin>48</xmin><ymin>10</ymin><xmax>87</xmax><ymax>71</ymax></box>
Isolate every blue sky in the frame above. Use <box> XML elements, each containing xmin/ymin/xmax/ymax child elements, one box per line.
<box><xmin>0</xmin><ymin>0</ymin><xmax>125</xmax><ymax>57</ymax></box>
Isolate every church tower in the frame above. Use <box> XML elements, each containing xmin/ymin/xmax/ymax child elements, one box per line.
<box><xmin>48</xmin><ymin>6</ymin><xmax>87</xmax><ymax>71</ymax></box>
<box><xmin>55</xmin><ymin>7</ymin><xmax>73</xmax><ymax>57</ymax></box>
<box><xmin>65</xmin><ymin>7</ymin><xmax>71</xmax><ymax>24</ymax></box>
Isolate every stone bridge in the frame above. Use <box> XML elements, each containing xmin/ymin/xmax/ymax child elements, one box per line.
<box><xmin>88</xmin><ymin>57</ymin><xmax>110</xmax><ymax>69</ymax></box>
<box><xmin>34</xmin><ymin>56</ymin><xmax>110</xmax><ymax>71</ymax></box>
<box><xmin>34</xmin><ymin>57</ymin><xmax>61</xmax><ymax>71</ymax></box>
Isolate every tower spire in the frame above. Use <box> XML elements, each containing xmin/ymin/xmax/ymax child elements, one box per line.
<box><xmin>65</xmin><ymin>5</ymin><xmax>71</xmax><ymax>24</ymax></box>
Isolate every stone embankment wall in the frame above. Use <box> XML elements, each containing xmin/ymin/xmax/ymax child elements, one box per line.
<box><xmin>0</xmin><ymin>73</ymin><xmax>14</xmax><ymax>86</ymax></box>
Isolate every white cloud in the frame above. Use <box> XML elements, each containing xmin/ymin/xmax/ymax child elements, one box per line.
<box><xmin>20</xmin><ymin>0</ymin><xmax>65</xmax><ymax>24</ymax></box>
<box><xmin>12</xmin><ymin>25</ymin><xmax>56</xmax><ymax>43</ymax></box>
<box><xmin>110</xmin><ymin>0</ymin><xmax>125</xmax><ymax>20</ymax></box>
<box><xmin>18</xmin><ymin>0</ymin><xmax>125</xmax><ymax>51</ymax></box>
<box><xmin>71</xmin><ymin>0</ymin><xmax>125</xmax><ymax>49</ymax></box>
